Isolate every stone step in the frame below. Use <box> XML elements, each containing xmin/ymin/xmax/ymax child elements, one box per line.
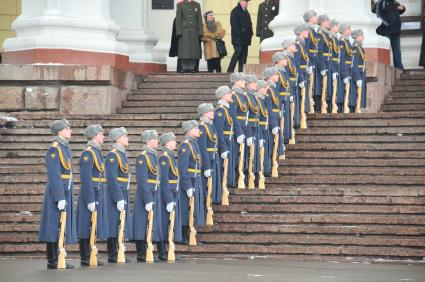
<box><xmin>395</xmin><ymin>79</ymin><xmax>425</xmax><ymax>86</ymax></box>
<box><xmin>400</xmin><ymin>71</ymin><xmax>425</xmax><ymax>80</ymax></box>
<box><xmin>282</xmin><ymin>158</ymin><xmax>425</xmax><ymax>167</ymax></box>
<box><xmin>130</xmin><ymin>88</ymin><xmax>225</xmax><ymax>95</ymax></box>
<box><xmin>121</xmin><ymin>100</ymin><xmax>215</xmax><ymax>107</ymax></box>
<box><xmin>127</xmin><ymin>94</ymin><xmax>217</xmax><ymax>101</ymax></box>
<box><xmin>285</xmin><ymin>151</ymin><xmax>425</xmax><ymax>159</ymax></box>
<box><xmin>268</xmin><ymin>175</ymin><xmax>425</xmax><ymax>185</ymax></box>
<box><xmin>142</xmin><ymin>73</ymin><xmax>229</xmax><ymax>82</ymax></box>
<box><xmin>392</xmin><ymin>85</ymin><xmax>425</xmax><ymax>92</ymax></box>
<box><xmin>297</xmin><ymin>127</ymin><xmax>425</xmax><ymax>135</ymax></box>
<box><xmin>287</xmin><ymin>143</ymin><xmax>425</xmax><ymax>151</ymax></box>
<box><xmin>308</xmin><ymin>118</ymin><xmax>425</xmax><ymax>128</ymax></box>
<box><xmin>280</xmin><ymin>167</ymin><xmax>425</xmax><ymax>176</ymax></box>
<box><xmin>210</xmin><ymin>213</ymin><xmax>425</xmax><ymax>225</ymax></box>
<box><xmin>199</xmin><ymin>223</ymin><xmax>425</xmax><ymax>237</ymax></box>
<box><xmin>385</xmin><ymin>97</ymin><xmax>425</xmax><ymax>105</ymax></box>
<box><xmin>139</xmin><ymin>82</ymin><xmax>222</xmax><ymax>89</ymax></box>
<box><xmin>382</xmin><ymin>104</ymin><xmax>425</xmax><ymax>112</ymax></box>
<box><xmin>118</xmin><ymin>107</ymin><xmax>199</xmax><ymax>114</ymax></box>
<box><xmin>196</xmin><ymin>234</ymin><xmax>425</xmax><ymax>248</ymax></box>
<box><xmin>308</xmin><ymin>112</ymin><xmax>425</xmax><ymax>120</ymax></box>
<box><xmin>390</xmin><ymin>91</ymin><xmax>425</xmax><ymax>98</ymax></box>
<box><xmin>14</xmin><ymin>119</ymin><xmax>188</xmax><ymax>128</ymax></box>
<box><xmin>296</xmin><ymin>135</ymin><xmax>425</xmax><ymax>143</ymax></box>
<box><xmin>9</xmin><ymin>113</ymin><xmax>197</xmax><ymax>121</ymax></box>
<box><xmin>213</xmin><ymin>203</ymin><xmax>425</xmax><ymax>214</ymax></box>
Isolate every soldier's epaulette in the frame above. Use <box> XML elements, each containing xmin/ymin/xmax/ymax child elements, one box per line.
<box><xmin>86</xmin><ymin>146</ymin><xmax>92</xmax><ymax>151</ymax></box>
<box><xmin>111</xmin><ymin>148</ymin><xmax>117</xmax><ymax>153</ymax></box>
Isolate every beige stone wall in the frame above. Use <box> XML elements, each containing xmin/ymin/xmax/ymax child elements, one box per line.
<box><xmin>203</xmin><ymin>0</ymin><xmax>261</xmax><ymax>68</ymax></box>
<box><xmin>0</xmin><ymin>0</ymin><xmax>20</xmax><ymax>51</ymax></box>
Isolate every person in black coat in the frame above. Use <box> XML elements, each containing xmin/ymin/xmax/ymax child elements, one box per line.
<box><xmin>227</xmin><ymin>0</ymin><xmax>253</xmax><ymax>73</ymax></box>
<box><xmin>372</xmin><ymin>0</ymin><xmax>406</xmax><ymax>70</ymax></box>
<box><xmin>169</xmin><ymin>18</ymin><xmax>183</xmax><ymax>73</ymax></box>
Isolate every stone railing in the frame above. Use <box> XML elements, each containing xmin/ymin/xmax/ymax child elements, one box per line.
<box><xmin>244</xmin><ymin>61</ymin><xmax>401</xmax><ymax>113</ymax></box>
<box><xmin>0</xmin><ymin>65</ymin><xmax>140</xmax><ymax>115</ymax></box>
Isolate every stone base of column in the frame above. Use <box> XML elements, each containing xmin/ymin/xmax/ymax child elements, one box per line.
<box><xmin>129</xmin><ymin>62</ymin><xmax>167</xmax><ymax>75</ymax></box>
<box><xmin>2</xmin><ymin>49</ymin><xmax>129</xmax><ymax>71</ymax></box>
<box><xmin>259</xmin><ymin>47</ymin><xmax>391</xmax><ymax>65</ymax></box>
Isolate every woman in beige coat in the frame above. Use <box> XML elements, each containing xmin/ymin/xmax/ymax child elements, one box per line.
<box><xmin>202</xmin><ymin>11</ymin><xmax>226</xmax><ymax>73</ymax></box>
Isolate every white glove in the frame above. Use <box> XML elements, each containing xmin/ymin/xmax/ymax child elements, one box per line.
<box><xmin>272</xmin><ymin>127</ymin><xmax>279</xmax><ymax>135</ymax></box>
<box><xmin>57</xmin><ymin>200</ymin><xmax>66</xmax><ymax>211</ymax></box>
<box><xmin>307</xmin><ymin>66</ymin><xmax>313</xmax><ymax>74</ymax></box>
<box><xmin>321</xmin><ymin>70</ymin><xmax>327</xmax><ymax>77</ymax></box>
<box><xmin>289</xmin><ymin>96</ymin><xmax>294</xmax><ymax>103</ymax></box>
<box><xmin>186</xmin><ymin>188</ymin><xmax>194</xmax><ymax>198</ymax></box>
<box><xmin>279</xmin><ymin>111</ymin><xmax>283</xmax><ymax>118</ymax></box>
<box><xmin>259</xmin><ymin>139</ymin><xmax>265</xmax><ymax>148</ymax></box>
<box><xmin>343</xmin><ymin>77</ymin><xmax>349</xmax><ymax>84</ymax></box>
<box><xmin>298</xmin><ymin>81</ymin><xmax>305</xmax><ymax>88</ymax></box>
<box><xmin>87</xmin><ymin>202</ymin><xmax>96</xmax><ymax>212</ymax></box>
<box><xmin>116</xmin><ymin>200</ymin><xmax>125</xmax><ymax>211</ymax></box>
<box><xmin>247</xmin><ymin>137</ymin><xmax>253</xmax><ymax>147</ymax></box>
<box><xmin>204</xmin><ymin>169</ymin><xmax>212</xmax><ymax>178</ymax></box>
<box><xmin>166</xmin><ymin>202</ymin><xmax>175</xmax><ymax>212</ymax></box>
<box><xmin>220</xmin><ymin>151</ymin><xmax>228</xmax><ymax>159</ymax></box>
<box><xmin>332</xmin><ymin>73</ymin><xmax>337</xmax><ymax>80</ymax></box>
<box><xmin>356</xmin><ymin>80</ymin><xmax>362</xmax><ymax>87</ymax></box>
<box><xmin>237</xmin><ymin>134</ymin><xmax>245</xmax><ymax>144</ymax></box>
<box><xmin>145</xmin><ymin>202</ymin><xmax>153</xmax><ymax>212</ymax></box>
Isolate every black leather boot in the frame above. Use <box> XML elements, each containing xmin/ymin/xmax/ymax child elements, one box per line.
<box><xmin>79</xmin><ymin>239</ymin><xmax>90</xmax><ymax>266</ymax></box>
<box><xmin>135</xmin><ymin>240</ymin><xmax>146</xmax><ymax>262</ymax></box>
<box><xmin>157</xmin><ymin>241</ymin><xmax>167</xmax><ymax>261</ymax></box>
<box><xmin>107</xmin><ymin>238</ymin><xmax>117</xmax><ymax>263</ymax></box>
<box><xmin>46</xmin><ymin>242</ymin><xmax>57</xmax><ymax>269</ymax></box>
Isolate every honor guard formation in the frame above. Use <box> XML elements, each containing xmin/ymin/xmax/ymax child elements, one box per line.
<box><xmin>38</xmin><ymin>9</ymin><xmax>367</xmax><ymax>269</ymax></box>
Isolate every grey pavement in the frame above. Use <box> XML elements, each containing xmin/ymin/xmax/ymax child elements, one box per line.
<box><xmin>0</xmin><ymin>258</ymin><xmax>424</xmax><ymax>282</ymax></box>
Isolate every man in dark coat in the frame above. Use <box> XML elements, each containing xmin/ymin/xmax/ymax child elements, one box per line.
<box><xmin>372</xmin><ymin>0</ymin><xmax>406</xmax><ymax>70</ymax></box>
<box><xmin>227</xmin><ymin>0</ymin><xmax>253</xmax><ymax>73</ymax></box>
<box><xmin>176</xmin><ymin>0</ymin><xmax>203</xmax><ymax>73</ymax></box>
<box><xmin>256</xmin><ymin>0</ymin><xmax>279</xmax><ymax>42</ymax></box>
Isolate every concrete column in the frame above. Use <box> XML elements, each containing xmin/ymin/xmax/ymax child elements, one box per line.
<box><xmin>2</xmin><ymin>0</ymin><xmax>129</xmax><ymax>69</ymax></box>
<box><xmin>111</xmin><ymin>0</ymin><xmax>166</xmax><ymax>74</ymax></box>
<box><xmin>260</xmin><ymin>0</ymin><xmax>391</xmax><ymax>65</ymax></box>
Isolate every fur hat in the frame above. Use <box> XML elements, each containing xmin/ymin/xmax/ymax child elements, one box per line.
<box><xmin>182</xmin><ymin>120</ymin><xmax>199</xmax><ymax>133</ymax></box>
<box><xmin>109</xmin><ymin>127</ymin><xmax>127</xmax><ymax>142</ymax></box>
<box><xmin>50</xmin><ymin>119</ymin><xmax>71</xmax><ymax>136</ymax></box>
<box><xmin>84</xmin><ymin>124</ymin><xmax>103</xmax><ymax>140</ymax></box>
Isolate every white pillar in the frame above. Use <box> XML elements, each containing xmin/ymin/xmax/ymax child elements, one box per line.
<box><xmin>261</xmin><ymin>0</ymin><xmax>390</xmax><ymax>64</ymax></box>
<box><xmin>111</xmin><ymin>0</ymin><xmax>165</xmax><ymax>65</ymax></box>
<box><xmin>3</xmin><ymin>0</ymin><xmax>128</xmax><ymax>65</ymax></box>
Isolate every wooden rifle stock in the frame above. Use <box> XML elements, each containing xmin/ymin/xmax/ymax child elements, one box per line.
<box><xmin>206</xmin><ymin>176</ymin><xmax>214</xmax><ymax>225</ymax></box>
<box><xmin>344</xmin><ymin>81</ymin><xmax>350</xmax><ymax>113</ymax></box>
<box><xmin>248</xmin><ymin>144</ymin><xmax>255</xmax><ymax>189</ymax></box>
<box><xmin>237</xmin><ymin>143</ymin><xmax>245</xmax><ymax>189</ymax></box>
<box><xmin>167</xmin><ymin>210</ymin><xmax>176</xmax><ymax>262</ymax></box>
<box><xmin>258</xmin><ymin>146</ymin><xmax>265</xmax><ymax>190</ymax></box>
<box><xmin>117</xmin><ymin>210</ymin><xmax>126</xmax><ymax>263</ymax></box>
<box><xmin>145</xmin><ymin>210</ymin><xmax>154</xmax><ymax>263</ymax></box>
<box><xmin>221</xmin><ymin>157</ymin><xmax>229</xmax><ymax>205</ymax></box>
<box><xmin>300</xmin><ymin>86</ymin><xmax>307</xmax><ymax>129</ymax></box>
<box><xmin>308</xmin><ymin>71</ymin><xmax>315</xmax><ymax>113</ymax></box>
<box><xmin>271</xmin><ymin>133</ymin><xmax>279</xmax><ymax>177</ymax></box>
<box><xmin>57</xmin><ymin>211</ymin><xmax>67</xmax><ymax>269</ymax></box>
<box><xmin>331</xmin><ymin>77</ymin><xmax>338</xmax><ymax>113</ymax></box>
<box><xmin>279</xmin><ymin>117</ymin><xmax>286</xmax><ymax>160</ymax></box>
<box><xmin>289</xmin><ymin>101</ymin><xmax>296</xmax><ymax>145</ymax></box>
<box><xmin>356</xmin><ymin>85</ymin><xmax>362</xmax><ymax>113</ymax></box>
<box><xmin>321</xmin><ymin>75</ymin><xmax>328</xmax><ymax>114</ymax></box>
<box><xmin>188</xmin><ymin>196</ymin><xmax>197</xmax><ymax>246</ymax></box>
<box><xmin>89</xmin><ymin>210</ymin><xmax>98</xmax><ymax>266</ymax></box>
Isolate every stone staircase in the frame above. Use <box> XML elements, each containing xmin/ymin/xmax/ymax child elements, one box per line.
<box><xmin>0</xmin><ymin>71</ymin><xmax>424</xmax><ymax>261</ymax></box>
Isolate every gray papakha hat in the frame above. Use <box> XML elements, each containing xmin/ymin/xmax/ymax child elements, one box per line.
<box><xmin>339</xmin><ymin>23</ymin><xmax>351</xmax><ymax>34</ymax></box>
<box><xmin>229</xmin><ymin>72</ymin><xmax>245</xmax><ymax>83</ymax></box>
<box><xmin>282</xmin><ymin>50</ymin><xmax>293</xmax><ymax>59</ymax></box>
<box><xmin>198</xmin><ymin>103</ymin><xmax>214</xmax><ymax>116</ymax></box>
<box><xmin>282</xmin><ymin>38</ymin><xmax>294</xmax><ymax>50</ymax></box>
<box><xmin>318</xmin><ymin>14</ymin><xmax>330</xmax><ymax>25</ymax></box>
<box><xmin>109</xmin><ymin>127</ymin><xmax>127</xmax><ymax>142</ymax></box>
<box><xmin>245</xmin><ymin>74</ymin><xmax>258</xmax><ymax>84</ymax></box>
<box><xmin>330</xmin><ymin>19</ymin><xmax>339</xmax><ymax>28</ymax></box>
<box><xmin>215</xmin><ymin>85</ymin><xmax>232</xmax><ymax>99</ymax></box>
<box><xmin>50</xmin><ymin>119</ymin><xmax>71</xmax><ymax>136</ymax></box>
<box><xmin>141</xmin><ymin>129</ymin><xmax>158</xmax><ymax>143</ymax></box>
<box><xmin>351</xmin><ymin>29</ymin><xmax>364</xmax><ymax>39</ymax></box>
<box><xmin>84</xmin><ymin>124</ymin><xmax>103</xmax><ymax>140</ymax></box>
<box><xmin>182</xmin><ymin>120</ymin><xmax>199</xmax><ymax>133</ymax></box>
<box><xmin>160</xmin><ymin>132</ymin><xmax>176</xmax><ymax>146</ymax></box>
<box><xmin>257</xmin><ymin>80</ymin><xmax>268</xmax><ymax>89</ymax></box>
<box><xmin>272</xmin><ymin>51</ymin><xmax>285</xmax><ymax>63</ymax></box>
<box><xmin>293</xmin><ymin>23</ymin><xmax>309</xmax><ymax>35</ymax></box>
<box><xmin>303</xmin><ymin>9</ymin><xmax>317</xmax><ymax>22</ymax></box>
<box><xmin>263</xmin><ymin>66</ymin><xmax>278</xmax><ymax>79</ymax></box>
